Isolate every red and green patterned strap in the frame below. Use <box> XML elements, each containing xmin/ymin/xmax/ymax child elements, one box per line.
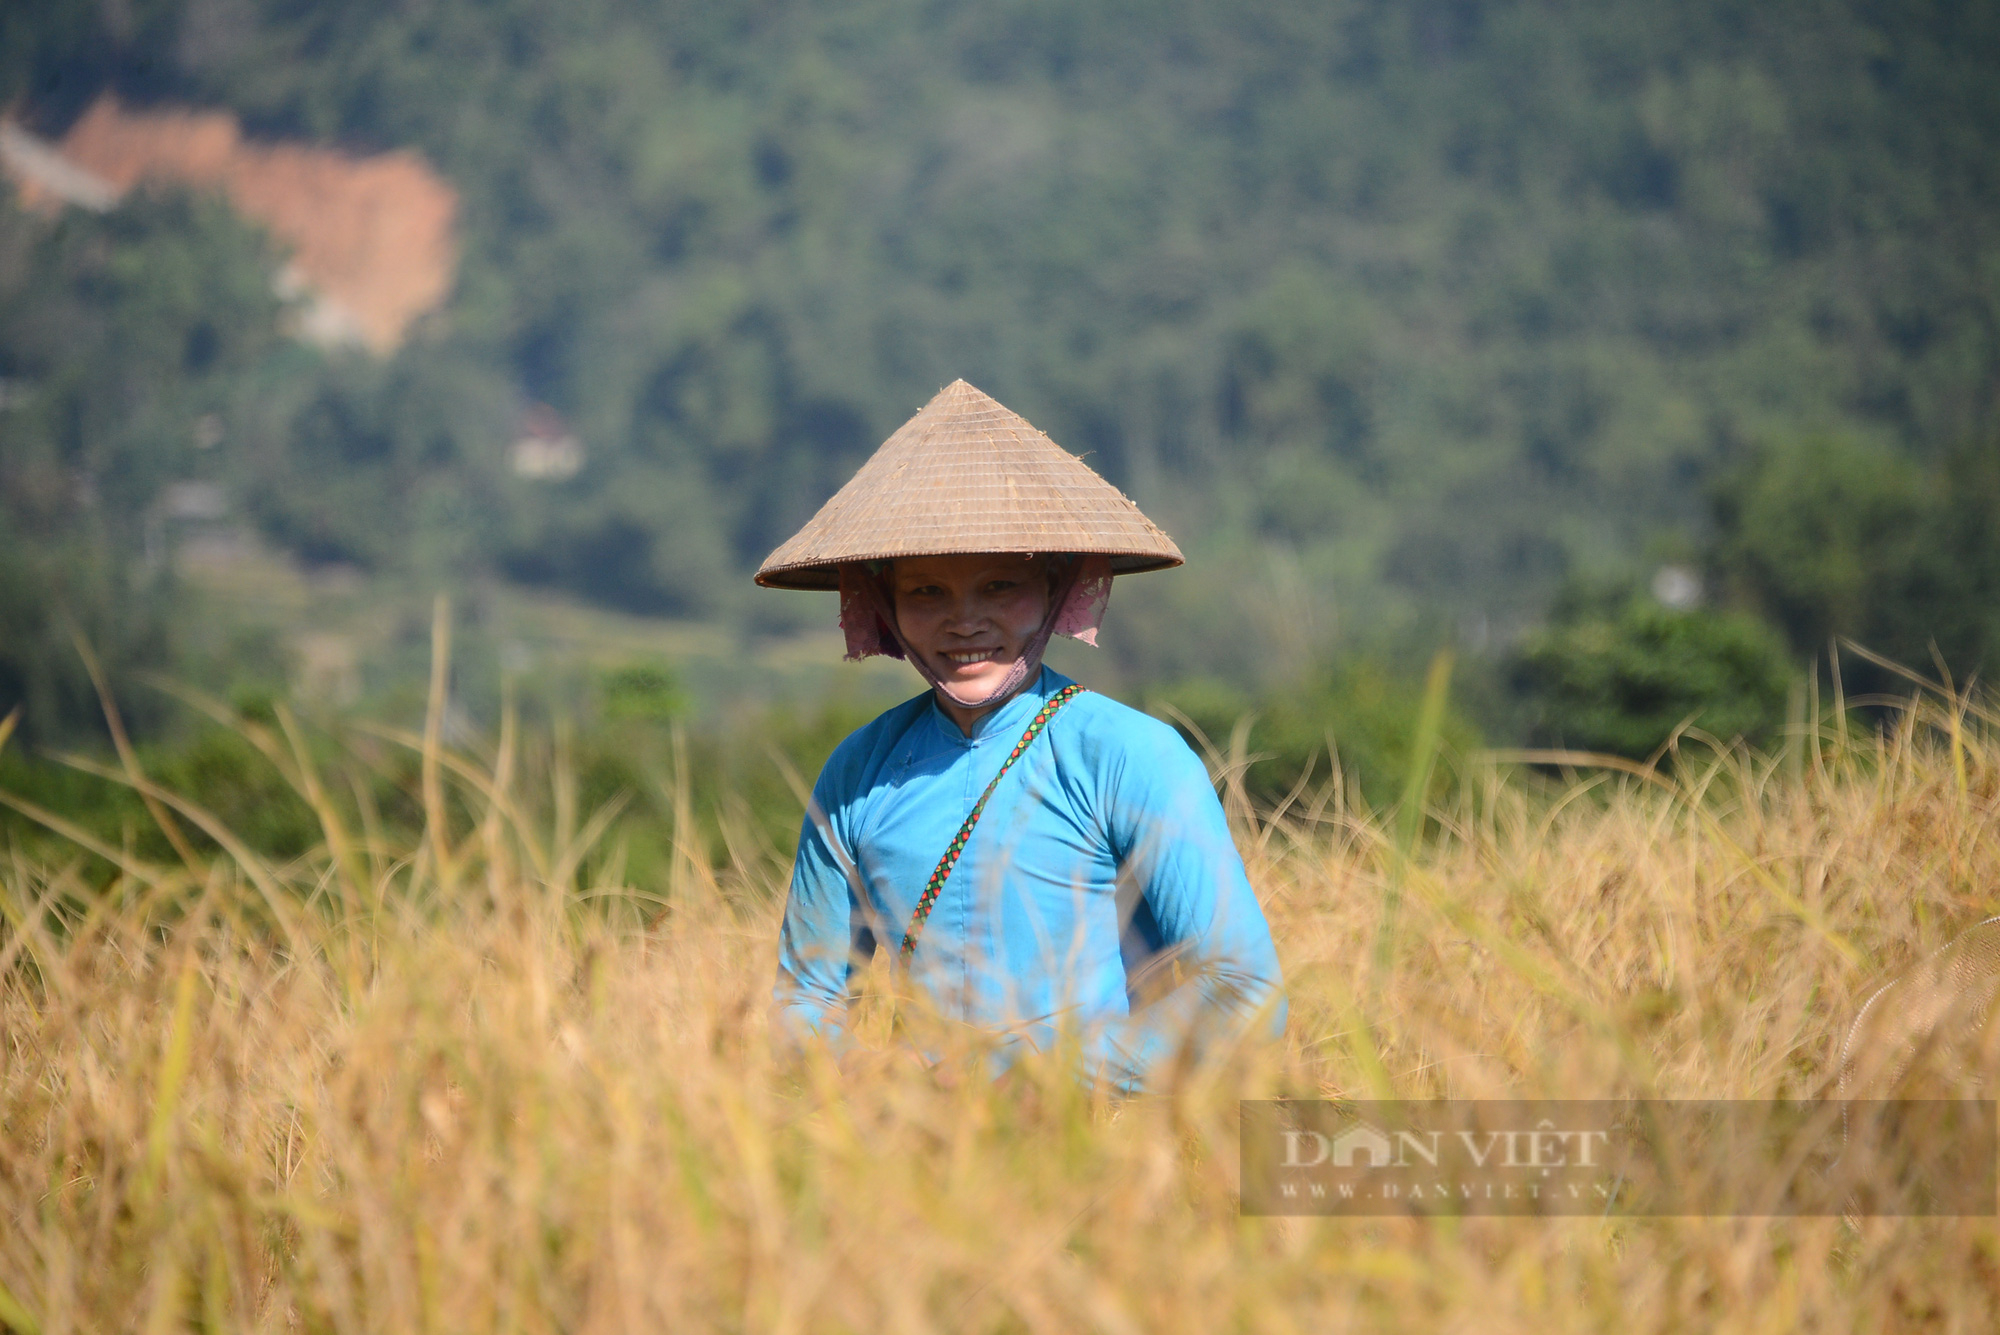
<box><xmin>898</xmin><ymin>683</ymin><xmax>1088</xmax><ymax>961</ymax></box>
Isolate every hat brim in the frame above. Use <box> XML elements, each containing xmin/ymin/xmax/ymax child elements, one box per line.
<box><xmin>755</xmin><ymin>548</ymin><xmax>1183</xmax><ymax>591</ymax></box>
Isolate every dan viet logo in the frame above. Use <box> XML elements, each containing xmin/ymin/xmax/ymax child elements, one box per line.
<box><xmin>1282</xmin><ymin>1118</ymin><xmax>1612</xmax><ymax>1171</ymax></box>
<box><xmin>1240</xmin><ymin>1100</ymin><xmax>1997</xmax><ymax>1217</ymax></box>
<box><xmin>1267</xmin><ymin>1113</ymin><xmax>1619</xmax><ymax>1210</ymax></box>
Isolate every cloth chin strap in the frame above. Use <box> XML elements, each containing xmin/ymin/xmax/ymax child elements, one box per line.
<box><xmin>855</xmin><ymin>558</ymin><xmax>1086</xmax><ymax>711</ymax></box>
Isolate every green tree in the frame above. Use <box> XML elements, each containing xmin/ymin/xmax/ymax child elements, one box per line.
<box><xmin>0</xmin><ymin>190</ymin><xmax>281</xmax><ymax>742</ymax></box>
<box><xmin>1708</xmin><ymin>434</ymin><xmax>1928</xmax><ymax>653</ymax></box>
<box><xmin>1709</xmin><ymin>431</ymin><xmax>2000</xmax><ymax>680</ymax></box>
<box><xmin>1510</xmin><ymin>597</ymin><xmax>1793</xmax><ymax>760</ymax></box>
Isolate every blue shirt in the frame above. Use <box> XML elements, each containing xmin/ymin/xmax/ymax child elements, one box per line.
<box><xmin>774</xmin><ymin>666</ymin><xmax>1286</xmax><ymax>1090</ymax></box>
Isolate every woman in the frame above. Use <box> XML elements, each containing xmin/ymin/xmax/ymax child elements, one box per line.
<box><xmin>758</xmin><ymin>380</ymin><xmax>1284</xmax><ymax>1092</ymax></box>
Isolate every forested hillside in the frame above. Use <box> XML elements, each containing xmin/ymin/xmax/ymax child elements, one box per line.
<box><xmin>4</xmin><ymin>0</ymin><xmax>1999</xmax><ymax>729</ymax></box>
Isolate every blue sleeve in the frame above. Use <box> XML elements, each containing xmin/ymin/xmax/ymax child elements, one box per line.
<box><xmin>771</xmin><ymin>771</ymin><xmax>875</xmax><ymax>1052</ymax></box>
<box><xmin>1087</xmin><ymin>724</ymin><xmax>1287</xmax><ymax>1091</ymax></box>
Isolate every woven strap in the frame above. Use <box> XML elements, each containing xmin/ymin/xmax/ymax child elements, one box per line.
<box><xmin>898</xmin><ymin>684</ymin><xmax>1087</xmax><ymax>961</ymax></box>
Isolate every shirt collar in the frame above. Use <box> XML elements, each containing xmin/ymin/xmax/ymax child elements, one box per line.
<box><xmin>928</xmin><ymin>665</ymin><xmax>1066</xmax><ymax>744</ymax></box>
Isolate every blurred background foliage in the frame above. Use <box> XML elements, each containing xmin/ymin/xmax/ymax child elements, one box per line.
<box><xmin>2</xmin><ymin>0</ymin><xmax>1999</xmax><ymax>837</ymax></box>
<box><xmin>1152</xmin><ymin>659</ymin><xmax>1484</xmax><ymax>811</ymax></box>
<box><xmin>1507</xmin><ymin>591</ymin><xmax>1793</xmax><ymax>760</ymax></box>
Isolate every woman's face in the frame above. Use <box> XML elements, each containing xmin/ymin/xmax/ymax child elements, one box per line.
<box><xmin>891</xmin><ymin>553</ymin><xmax>1054</xmax><ymax>699</ymax></box>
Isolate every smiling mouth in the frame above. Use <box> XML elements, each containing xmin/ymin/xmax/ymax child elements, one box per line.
<box><xmin>941</xmin><ymin>649</ymin><xmax>1002</xmax><ymax>666</ymax></box>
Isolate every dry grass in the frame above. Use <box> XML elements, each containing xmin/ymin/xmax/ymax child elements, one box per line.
<box><xmin>3</xmin><ymin>647</ymin><xmax>2000</xmax><ymax>1332</ymax></box>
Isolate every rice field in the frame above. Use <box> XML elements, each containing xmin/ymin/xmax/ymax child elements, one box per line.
<box><xmin>2</xmin><ymin>656</ymin><xmax>1998</xmax><ymax>1332</ymax></box>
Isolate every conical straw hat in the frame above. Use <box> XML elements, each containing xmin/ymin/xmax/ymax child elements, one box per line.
<box><xmin>755</xmin><ymin>379</ymin><xmax>1183</xmax><ymax>590</ymax></box>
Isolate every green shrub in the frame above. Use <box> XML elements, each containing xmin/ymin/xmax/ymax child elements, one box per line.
<box><xmin>597</xmin><ymin>663</ymin><xmax>688</xmax><ymax>723</ymax></box>
<box><xmin>1707</xmin><ymin>433</ymin><xmax>1928</xmax><ymax>655</ymax></box>
<box><xmin>1709</xmin><ymin>431</ymin><xmax>2000</xmax><ymax>682</ymax></box>
<box><xmin>1510</xmin><ymin>598</ymin><xmax>1793</xmax><ymax>760</ymax></box>
<box><xmin>1153</xmin><ymin>658</ymin><xmax>1480</xmax><ymax>811</ymax></box>
<box><xmin>148</xmin><ymin>728</ymin><xmax>322</xmax><ymax>860</ymax></box>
